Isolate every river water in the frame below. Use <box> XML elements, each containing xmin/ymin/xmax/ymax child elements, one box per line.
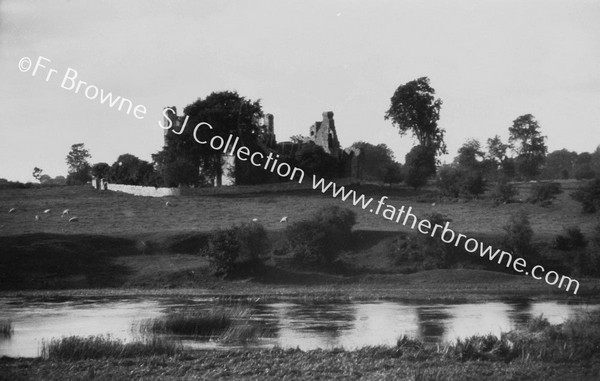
<box><xmin>0</xmin><ymin>297</ymin><xmax>596</xmax><ymax>358</ymax></box>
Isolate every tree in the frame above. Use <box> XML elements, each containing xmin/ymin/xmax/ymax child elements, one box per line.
<box><xmin>383</xmin><ymin>162</ymin><xmax>403</xmax><ymax>186</ymax></box>
<box><xmin>159</xmin><ymin>91</ymin><xmax>263</xmax><ymax>187</ymax></box>
<box><xmin>350</xmin><ymin>141</ymin><xmax>397</xmax><ymax>183</ymax></box>
<box><xmin>294</xmin><ymin>141</ymin><xmax>339</xmax><ymax>178</ymax></box>
<box><xmin>573</xmin><ymin>152</ymin><xmax>596</xmax><ymax>180</ymax></box>
<box><xmin>455</xmin><ymin>139</ymin><xmax>485</xmax><ymax>171</ymax></box>
<box><xmin>508</xmin><ymin>114</ymin><xmax>547</xmax><ymax>179</ymax></box>
<box><xmin>486</xmin><ymin>135</ymin><xmax>510</xmax><ymax>166</ymax></box>
<box><xmin>108</xmin><ymin>154</ymin><xmax>157</xmax><ymax>186</ymax></box>
<box><xmin>65</xmin><ymin>143</ymin><xmax>91</xmax><ymax>185</ymax></box>
<box><xmin>385</xmin><ymin>77</ymin><xmax>446</xmax><ymax>155</ymax></box>
<box><xmin>66</xmin><ymin>143</ymin><xmax>91</xmax><ymax>174</ymax></box>
<box><xmin>91</xmin><ymin>162</ymin><xmax>110</xmax><ymax>179</ymax></box>
<box><xmin>486</xmin><ymin>135</ymin><xmax>514</xmax><ymax>178</ymax></box>
<box><xmin>32</xmin><ymin>167</ymin><xmax>43</xmax><ymax>182</ymax></box>
<box><xmin>541</xmin><ymin>149</ymin><xmax>577</xmax><ymax>179</ymax></box>
<box><xmin>404</xmin><ymin>145</ymin><xmax>436</xmax><ymax>189</ymax></box>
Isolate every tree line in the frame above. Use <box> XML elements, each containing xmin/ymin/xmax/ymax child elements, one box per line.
<box><xmin>22</xmin><ymin>79</ymin><xmax>600</xmax><ymax>197</ymax></box>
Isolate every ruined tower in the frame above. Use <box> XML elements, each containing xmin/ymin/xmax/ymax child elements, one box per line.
<box><xmin>309</xmin><ymin>111</ymin><xmax>340</xmax><ymax>157</ymax></box>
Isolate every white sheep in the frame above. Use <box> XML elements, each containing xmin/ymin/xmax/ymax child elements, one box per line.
<box><xmin>69</xmin><ymin>216</ymin><xmax>79</xmax><ymax>222</ymax></box>
<box><xmin>43</xmin><ymin>209</ymin><xmax>51</xmax><ymax>214</ymax></box>
<box><xmin>35</xmin><ymin>215</ymin><xmax>40</xmax><ymax>221</ymax></box>
<box><xmin>8</xmin><ymin>208</ymin><xmax>16</xmax><ymax>214</ymax></box>
<box><xmin>62</xmin><ymin>209</ymin><xmax>70</xmax><ymax>216</ymax></box>
<box><xmin>252</xmin><ymin>218</ymin><xmax>258</xmax><ymax>222</ymax></box>
<box><xmin>280</xmin><ymin>216</ymin><xmax>288</xmax><ymax>223</ymax></box>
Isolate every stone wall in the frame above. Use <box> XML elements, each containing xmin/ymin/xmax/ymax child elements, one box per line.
<box><xmin>104</xmin><ymin>182</ymin><xmax>180</xmax><ymax>197</ymax></box>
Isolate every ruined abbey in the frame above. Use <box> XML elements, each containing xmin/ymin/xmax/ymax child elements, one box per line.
<box><xmin>161</xmin><ymin>107</ymin><xmax>359</xmax><ymax>186</ymax></box>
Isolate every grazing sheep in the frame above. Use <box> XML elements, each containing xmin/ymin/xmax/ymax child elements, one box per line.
<box><xmin>8</xmin><ymin>208</ymin><xmax>16</xmax><ymax>214</ymax></box>
<box><xmin>35</xmin><ymin>215</ymin><xmax>40</xmax><ymax>221</ymax></box>
<box><xmin>431</xmin><ymin>202</ymin><xmax>436</xmax><ymax>207</ymax></box>
<box><xmin>252</xmin><ymin>218</ymin><xmax>258</xmax><ymax>222</ymax></box>
<box><xmin>280</xmin><ymin>216</ymin><xmax>288</xmax><ymax>223</ymax></box>
<box><xmin>43</xmin><ymin>209</ymin><xmax>51</xmax><ymax>214</ymax></box>
<box><xmin>62</xmin><ymin>209</ymin><xmax>70</xmax><ymax>216</ymax></box>
<box><xmin>165</xmin><ymin>201</ymin><xmax>170</xmax><ymax>207</ymax></box>
<box><xmin>68</xmin><ymin>216</ymin><xmax>79</xmax><ymax>222</ymax></box>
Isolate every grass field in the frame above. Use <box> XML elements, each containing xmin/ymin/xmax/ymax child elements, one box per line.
<box><xmin>0</xmin><ymin>181</ymin><xmax>599</xmax><ymax>298</ymax></box>
<box><xmin>0</xmin><ymin>180</ymin><xmax>597</xmax><ymax>237</ymax></box>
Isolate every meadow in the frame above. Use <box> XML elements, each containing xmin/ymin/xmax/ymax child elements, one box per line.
<box><xmin>0</xmin><ymin>181</ymin><xmax>599</xmax><ymax>298</ymax></box>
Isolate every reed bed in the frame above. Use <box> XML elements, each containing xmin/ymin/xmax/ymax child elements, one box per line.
<box><xmin>0</xmin><ymin>320</ymin><xmax>14</xmax><ymax>337</ymax></box>
<box><xmin>40</xmin><ymin>335</ymin><xmax>181</xmax><ymax>360</ymax></box>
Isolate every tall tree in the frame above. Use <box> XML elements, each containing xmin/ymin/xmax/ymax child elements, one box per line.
<box><xmin>159</xmin><ymin>91</ymin><xmax>263</xmax><ymax>186</ymax></box>
<box><xmin>65</xmin><ymin>143</ymin><xmax>92</xmax><ymax>185</ymax></box>
<box><xmin>385</xmin><ymin>77</ymin><xmax>446</xmax><ymax>155</ymax></box>
<box><xmin>508</xmin><ymin>114</ymin><xmax>547</xmax><ymax>179</ymax></box>
<box><xmin>66</xmin><ymin>143</ymin><xmax>91</xmax><ymax>174</ymax></box>
<box><xmin>486</xmin><ymin>135</ymin><xmax>511</xmax><ymax>166</ymax></box>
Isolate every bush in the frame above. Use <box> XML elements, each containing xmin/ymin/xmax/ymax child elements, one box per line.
<box><xmin>205</xmin><ymin>223</ymin><xmax>270</xmax><ymax>275</ymax></box>
<box><xmin>404</xmin><ymin>145</ymin><xmax>436</xmax><ymax>189</ymax></box>
<box><xmin>284</xmin><ymin>206</ymin><xmax>356</xmax><ymax>265</ymax></box>
<box><xmin>503</xmin><ymin>210</ymin><xmax>535</xmax><ymax>258</ymax></box>
<box><xmin>571</xmin><ymin>178</ymin><xmax>600</xmax><ymax>213</ymax></box>
<box><xmin>528</xmin><ymin>182</ymin><xmax>562</xmax><ymax>206</ymax></box>
<box><xmin>490</xmin><ymin>178</ymin><xmax>518</xmax><ymax>205</ymax></box>
<box><xmin>389</xmin><ymin>213</ymin><xmax>452</xmax><ymax>271</ymax></box>
<box><xmin>552</xmin><ymin>226</ymin><xmax>587</xmax><ymax>251</ymax></box>
<box><xmin>437</xmin><ymin>166</ymin><xmax>486</xmax><ymax>198</ymax></box>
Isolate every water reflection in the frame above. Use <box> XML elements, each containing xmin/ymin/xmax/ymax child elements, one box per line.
<box><xmin>0</xmin><ymin>297</ymin><xmax>597</xmax><ymax>358</ymax></box>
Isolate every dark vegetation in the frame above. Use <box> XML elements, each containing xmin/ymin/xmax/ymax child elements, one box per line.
<box><xmin>0</xmin><ymin>320</ymin><xmax>13</xmax><ymax>337</ymax></box>
<box><xmin>204</xmin><ymin>222</ymin><xmax>270</xmax><ymax>276</ymax></box>
<box><xmin>40</xmin><ymin>335</ymin><xmax>181</xmax><ymax>360</ymax></box>
<box><xmin>282</xmin><ymin>205</ymin><xmax>356</xmax><ymax>266</ymax></box>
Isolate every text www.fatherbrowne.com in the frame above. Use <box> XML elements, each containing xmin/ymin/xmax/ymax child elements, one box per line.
<box><xmin>311</xmin><ymin>176</ymin><xmax>580</xmax><ymax>295</ymax></box>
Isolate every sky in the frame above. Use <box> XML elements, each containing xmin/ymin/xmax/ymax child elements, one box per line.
<box><xmin>1</xmin><ymin>0</ymin><xmax>599</xmax><ymax>182</ymax></box>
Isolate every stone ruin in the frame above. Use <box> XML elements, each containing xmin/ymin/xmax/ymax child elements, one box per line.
<box><xmin>309</xmin><ymin>111</ymin><xmax>340</xmax><ymax>157</ymax></box>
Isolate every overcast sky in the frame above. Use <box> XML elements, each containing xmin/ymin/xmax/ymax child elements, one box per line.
<box><xmin>1</xmin><ymin>0</ymin><xmax>599</xmax><ymax>182</ymax></box>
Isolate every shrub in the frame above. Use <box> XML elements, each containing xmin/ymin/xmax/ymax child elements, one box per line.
<box><xmin>205</xmin><ymin>223</ymin><xmax>270</xmax><ymax>275</ymax></box>
<box><xmin>284</xmin><ymin>206</ymin><xmax>356</xmax><ymax>265</ymax></box>
<box><xmin>490</xmin><ymin>178</ymin><xmax>518</xmax><ymax>205</ymax></box>
<box><xmin>571</xmin><ymin>178</ymin><xmax>600</xmax><ymax>213</ymax></box>
<box><xmin>437</xmin><ymin>167</ymin><xmax>486</xmax><ymax>198</ymax></box>
<box><xmin>528</xmin><ymin>182</ymin><xmax>562</xmax><ymax>206</ymax></box>
<box><xmin>503</xmin><ymin>210</ymin><xmax>535</xmax><ymax>258</ymax></box>
<box><xmin>389</xmin><ymin>213</ymin><xmax>452</xmax><ymax>271</ymax></box>
<box><xmin>405</xmin><ymin>145</ymin><xmax>436</xmax><ymax>189</ymax></box>
<box><xmin>552</xmin><ymin>226</ymin><xmax>587</xmax><ymax>251</ymax></box>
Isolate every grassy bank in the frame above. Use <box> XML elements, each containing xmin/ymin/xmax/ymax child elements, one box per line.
<box><xmin>1</xmin><ymin>183</ymin><xmax>599</xmax><ymax>300</ymax></box>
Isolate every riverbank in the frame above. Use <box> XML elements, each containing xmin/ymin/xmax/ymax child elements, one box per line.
<box><xmin>1</xmin><ymin>268</ymin><xmax>599</xmax><ymax>303</ymax></box>
<box><xmin>2</xmin><ymin>349</ymin><xmax>599</xmax><ymax>380</ymax></box>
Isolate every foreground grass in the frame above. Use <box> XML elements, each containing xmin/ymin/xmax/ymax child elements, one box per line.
<box><xmin>3</xmin><ymin>347</ymin><xmax>599</xmax><ymax>380</ymax></box>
